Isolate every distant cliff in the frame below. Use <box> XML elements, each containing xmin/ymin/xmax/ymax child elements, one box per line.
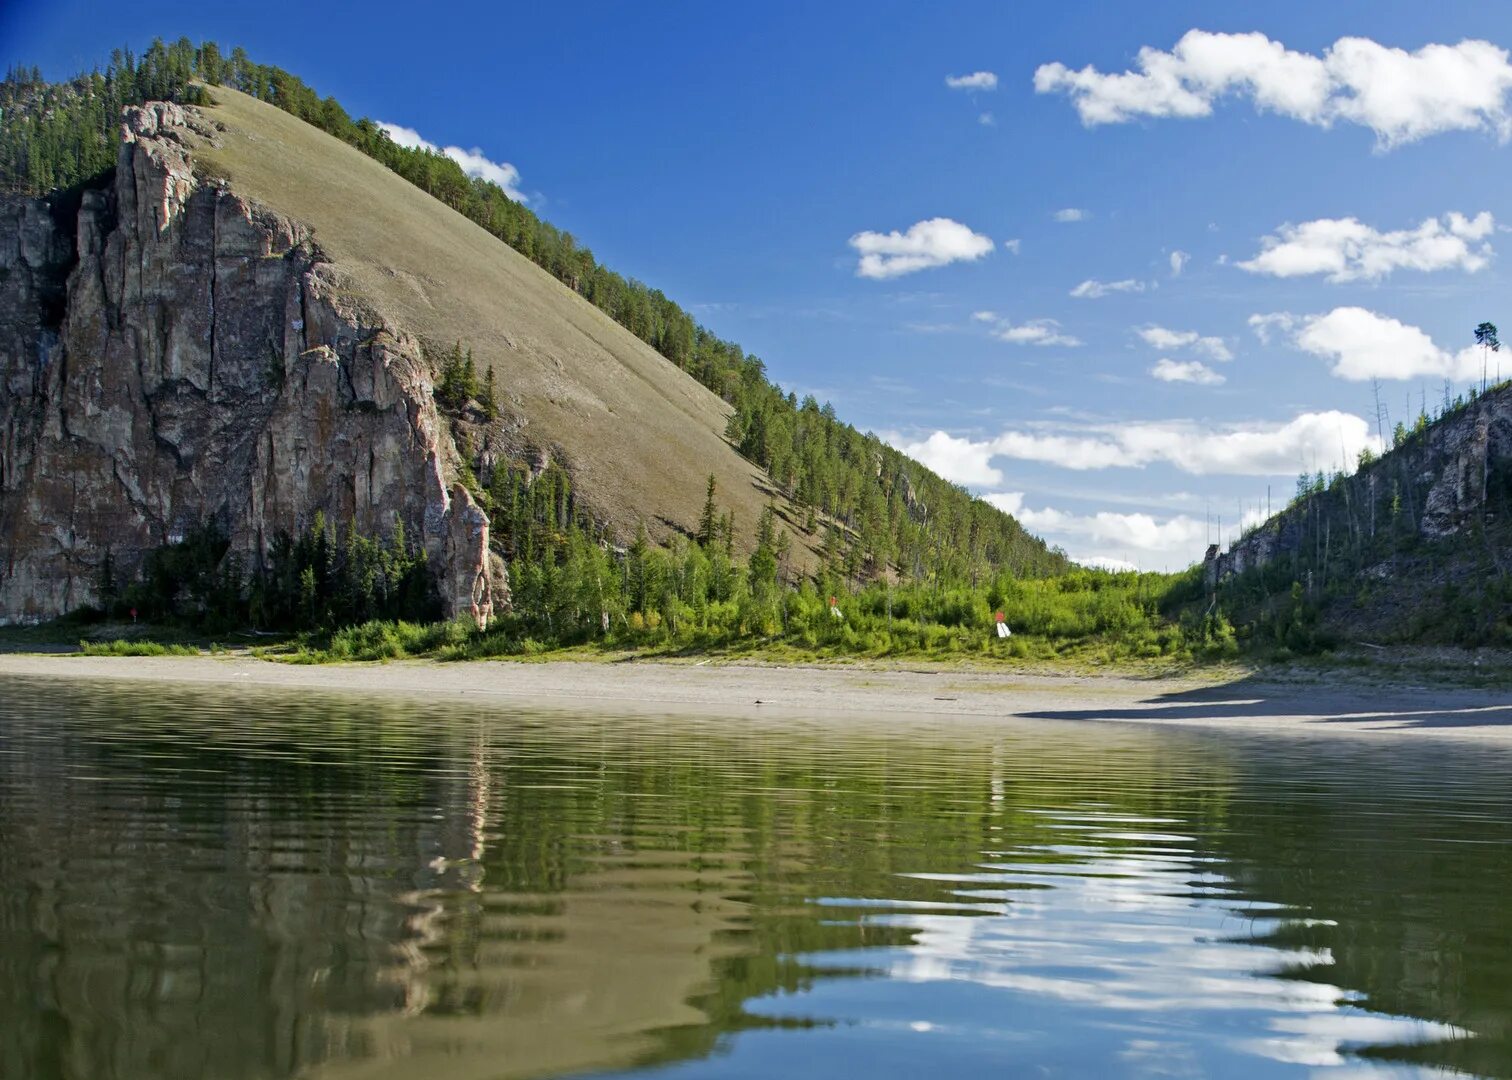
<box><xmin>1206</xmin><ymin>384</ymin><xmax>1512</xmax><ymax>645</ymax></box>
<box><xmin>0</xmin><ymin>103</ymin><xmax>501</xmax><ymax>625</ymax></box>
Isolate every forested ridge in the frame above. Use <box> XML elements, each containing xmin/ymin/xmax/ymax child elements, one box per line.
<box><xmin>1</xmin><ymin>37</ymin><xmax>1067</xmax><ymax>593</ymax></box>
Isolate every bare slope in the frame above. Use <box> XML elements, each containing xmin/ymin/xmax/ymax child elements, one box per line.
<box><xmin>194</xmin><ymin>86</ymin><xmax>800</xmax><ymax>554</ymax></box>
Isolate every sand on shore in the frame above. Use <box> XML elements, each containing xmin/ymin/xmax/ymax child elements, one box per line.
<box><xmin>1</xmin><ymin>652</ymin><xmax>1509</xmax><ymax>741</ymax></box>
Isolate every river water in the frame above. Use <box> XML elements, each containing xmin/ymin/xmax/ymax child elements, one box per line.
<box><xmin>1</xmin><ymin>675</ymin><xmax>1509</xmax><ymax>1079</ymax></box>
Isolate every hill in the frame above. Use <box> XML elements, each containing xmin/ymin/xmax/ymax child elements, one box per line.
<box><xmin>190</xmin><ymin>84</ymin><xmax>791</xmax><ymax>559</ymax></box>
<box><xmin>0</xmin><ymin>41</ymin><xmax>1066</xmax><ymax>634</ymax></box>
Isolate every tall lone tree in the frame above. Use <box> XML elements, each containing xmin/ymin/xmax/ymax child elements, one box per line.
<box><xmin>1475</xmin><ymin>321</ymin><xmax>1499</xmax><ymax>394</ymax></box>
<box><xmin>697</xmin><ymin>474</ymin><xmax>719</xmax><ymax>547</ymax></box>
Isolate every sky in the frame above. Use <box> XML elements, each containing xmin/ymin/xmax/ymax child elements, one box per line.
<box><xmin>10</xmin><ymin>0</ymin><xmax>1512</xmax><ymax>571</ymax></box>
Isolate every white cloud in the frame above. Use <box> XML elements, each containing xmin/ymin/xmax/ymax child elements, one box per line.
<box><xmin>898</xmin><ymin>431</ymin><xmax>1005</xmax><ymax>487</ymax></box>
<box><xmin>979</xmin><ymin>112</ymin><xmax>996</xmax><ymax>126</ymax></box>
<box><xmin>1003</xmin><ymin>238</ymin><xmax>1022</xmax><ymax>255</ymax></box>
<box><xmin>1034</xmin><ymin>31</ymin><xmax>1512</xmax><ymax>148</ymax></box>
<box><xmin>850</xmin><ymin>218</ymin><xmax>994</xmax><ymax>279</ymax></box>
<box><xmin>974</xmin><ymin>311</ymin><xmax>1082</xmax><ymax>347</ymax></box>
<box><xmin>1170</xmin><ymin>250</ymin><xmax>1189</xmax><ymax>276</ymax></box>
<box><xmin>1152</xmin><ymin>358</ymin><xmax>1225</xmax><ymax>385</ymax></box>
<box><xmin>1078</xmin><ymin>555</ymin><xmax>1140</xmax><ymax>572</ymax></box>
<box><xmin>1257</xmin><ymin>306</ymin><xmax>1484</xmax><ymax>381</ymax></box>
<box><xmin>982</xmin><ymin>493</ymin><xmax>1269</xmax><ymax>569</ymax></box>
<box><xmin>1054</xmin><ymin>208</ymin><xmax>1089</xmax><ymax>222</ymax></box>
<box><xmin>985</xmin><ymin>493</ymin><xmax>1208</xmax><ymax>554</ymax></box>
<box><xmin>894</xmin><ymin>411</ymin><xmax>1378</xmax><ymax>481</ymax></box>
<box><xmin>1136</xmin><ymin>325</ymin><xmax>1233</xmax><ymax>361</ymax></box>
<box><xmin>946</xmin><ymin>71</ymin><xmax>999</xmax><ymax>91</ymax></box>
<box><xmin>378</xmin><ymin>122</ymin><xmax>527</xmax><ymax>201</ymax></box>
<box><xmin>1070</xmin><ymin>278</ymin><xmax>1147</xmax><ymax>299</ymax></box>
<box><xmin>1237</xmin><ymin>211</ymin><xmax>1495</xmax><ymax>281</ymax></box>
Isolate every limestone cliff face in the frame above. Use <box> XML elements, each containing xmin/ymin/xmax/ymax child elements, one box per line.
<box><xmin>0</xmin><ymin>103</ymin><xmax>504</xmax><ymax>625</ymax></box>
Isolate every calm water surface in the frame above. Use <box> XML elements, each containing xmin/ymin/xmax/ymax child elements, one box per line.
<box><xmin>2</xmin><ymin>676</ymin><xmax>1511</xmax><ymax>1079</ymax></box>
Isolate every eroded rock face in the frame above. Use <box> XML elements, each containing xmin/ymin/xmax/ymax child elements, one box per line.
<box><xmin>0</xmin><ymin>103</ymin><xmax>506</xmax><ymax>625</ymax></box>
<box><xmin>1206</xmin><ymin>386</ymin><xmax>1512</xmax><ymax>585</ymax></box>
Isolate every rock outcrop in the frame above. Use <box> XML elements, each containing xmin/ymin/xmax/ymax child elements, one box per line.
<box><xmin>0</xmin><ymin>103</ymin><xmax>505</xmax><ymax>625</ymax></box>
<box><xmin>1206</xmin><ymin>384</ymin><xmax>1512</xmax><ymax>590</ymax></box>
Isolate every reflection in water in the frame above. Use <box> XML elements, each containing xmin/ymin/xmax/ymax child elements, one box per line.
<box><xmin>0</xmin><ymin>676</ymin><xmax>1509</xmax><ymax>1079</ymax></box>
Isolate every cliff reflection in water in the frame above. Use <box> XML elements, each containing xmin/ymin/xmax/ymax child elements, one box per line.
<box><xmin>1</xmin><ymin>676</ymin><xmax>1509</xmax><ymax>1079</ymax></box>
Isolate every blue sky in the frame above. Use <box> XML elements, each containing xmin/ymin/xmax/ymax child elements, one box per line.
<box><xmin>11</xmin><ymin>0</ymin><xmax>1512</xmax><ymax>569</ymax></box>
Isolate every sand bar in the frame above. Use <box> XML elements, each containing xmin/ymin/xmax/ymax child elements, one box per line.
<box><xmin>2</xmin><ymin>653</ymin><xmax>1510</xmax><ymax>742</ymax></box>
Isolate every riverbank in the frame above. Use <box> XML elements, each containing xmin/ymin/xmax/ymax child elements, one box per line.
<box><xmin>3</xmin><ymin>651</ymin><xmax>1510</xmax><ymax>741</ymax></box>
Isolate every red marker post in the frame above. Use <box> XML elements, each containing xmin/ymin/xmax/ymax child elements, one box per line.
<box><xmin>994</xmin><ymin>610</ymin><xmax>1011</xmax><ymax>639</ymax></box>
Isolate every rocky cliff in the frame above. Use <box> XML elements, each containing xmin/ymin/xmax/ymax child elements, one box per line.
<box><xmin>1206</xmin><ymin>384</ymin><xmax>1512</xmax><ymax>641</ymax></box>
<box><xmin>0</xmin><ymin>103</ymin><xmax>503</xmax><ymax>625</ymax></box>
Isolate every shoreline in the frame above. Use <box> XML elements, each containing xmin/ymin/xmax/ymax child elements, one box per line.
<box><xmin>3</xmin><ymin>652</ymin><xmax>1511</xmax><ymax>742</ymax></box>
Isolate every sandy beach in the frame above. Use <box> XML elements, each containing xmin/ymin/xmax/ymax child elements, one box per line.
<box><xmin>1</xmin><ymin>652</ymin><xmax>1510</xmax><ymax>741</ymax></box>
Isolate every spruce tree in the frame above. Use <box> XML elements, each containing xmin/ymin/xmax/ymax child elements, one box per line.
<box><xmin>697</xmin><ymin>474</ymin><xmax>718</xmax><ymax>547</ymax></box>
<box><xmin>483</xmin><ymin>366</ymin><xmax>498</xmax><ymax>420</ymax></box>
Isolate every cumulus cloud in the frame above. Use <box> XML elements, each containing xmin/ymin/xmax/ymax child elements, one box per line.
<box><xmin>1170</xmin><ymin>250</ymin><xmax>1189</xmax><ymax>276</ymax></box>
<box><xmin>1034</xmin><ymin>31</ymin><xmax>1512</xmax><ymax>148</ymax></box>
<box><xmin>1237</xmin><ymin>211</ymin><xmax>1495</xmax><ymax>281</ymax></box>
<box><xmin>891</xmin><ymin>411</ymin><xmax>1379</xmax><ymax>481</ymax></box>
<box><xmin>973</xmin><ymin>310</ymin><xmax>1082</xmax><ymax>346</ymax></box>
<box><xmin>850</xmin><ymin>218</ymin><xmax>994</xmax><ymax>279</ymax></box>
<box><xmin>946</xmin><ymin>71</ymin><xmax>999</xmax><ymax>91</ymax></box>
<box><xmin>1054</xmin><ymin>208</ymin><xmax>1089</xmax><ymax>222</ymax></box>
<box><xmin>1070</xmin><ymin>278</ymin><xmax>1147</xmax><ymax>299</ymax></box>
<box><xmin>1136</xmin><ymin>325</ymin><xmax>1232</xmax><ymax>361</ymax></box>
<box><xmin>379</xmin><ymin>122</ymin><xmax>527</xmax><ymax>201</ymax></box>
<box><xmin>1151</xmin><ymin>358</ymin><xmax>1225</xmax><ymax>385</ymax></box>
<box><xmin>1254</xmin><ymin>306</ymin><xmax>1484</xmax><ymax>381</ymax></box>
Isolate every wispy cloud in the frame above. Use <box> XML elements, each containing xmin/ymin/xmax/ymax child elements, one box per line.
<box><xmin>946</xmin><ymin>71</ymin><xmax>999</xmax><ymax>91</ymax></box>
<box><xmin>1070</xmin><ymin>278</ymin><xmax>1147</xmax><ymax>299</ymax></box>
<box><xmin>973</xmin><ymin>311</ymin><xmax>1082</xmax><ymax>347</ymax></box>
<box><xmin>1054</xmin><ymin>208</ymin><xmax>1089</xmax><ymax>223</ymax></box>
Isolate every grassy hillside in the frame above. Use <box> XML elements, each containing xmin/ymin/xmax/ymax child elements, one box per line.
<box><xmin>193</xmin><ymin>85</ymin><xmax>793</xmax><ymax>557</ymax></box>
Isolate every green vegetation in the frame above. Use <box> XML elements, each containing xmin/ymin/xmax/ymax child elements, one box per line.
<box><xmin>2</xmin><ymin>42</ymin><xmax>205</xmax><ymax>194</ymax></box>
<box><xmin>95</xmin><ymin>516</ymin><xmax>440</xmax><ymax>635</ymax></box>
<box><xmin>77</xmin><ymin>639</ymin><xmax>200</xmax><ymax>657</ymax></box>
